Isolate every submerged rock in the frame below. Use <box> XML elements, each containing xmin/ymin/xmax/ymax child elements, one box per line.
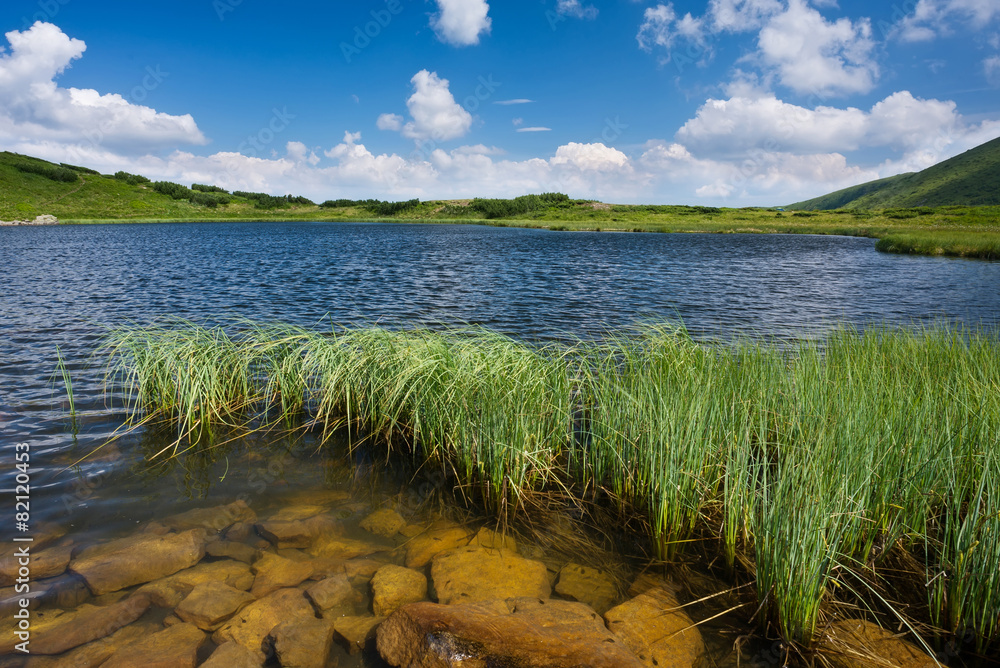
<box><xmin>820</xmin><ymin>619</ymin><xmax>938</xmax><ymax>668</ymax></box>
<box><xmin>200</xmin><ymin>641</ymin><xmax>264</xmax><ymax>668</ymax></box>
<box><xmin>430</xmin><ymin>546</ymin><xmax>551</xmax><ymax>605</ymax></box>
<box><xmin>603</xmin><ymin>587</ymin><xmax>705</xmax><ymax>668</ymax></box>
<box><xmin>0</xmin><ymin>543</ymin><xmax>74</xmax><ymax>587</ymax></box>
<box><xmin>23</xmin><ymin>621</ymin><xmax>161</xmax><ymax>668</ymax></box>
<box><xmin>11</xmin><ymin>594</ymin><xmax>151</xmax><ymax>655</ymax></box>
<box><xmin>250</xmin><ymin>552</ymin><xmax>315</xmax><ymax>597</ymax></box>
<box><xmin>69</xmin><ymin>529</ymin><xmax>207</xmax><ymax>595</ymax></box>
<box><xmin>101</xmin><ymin>622</ymin><xmax>207</xmax><ymax>668</ymax></box>
<box><xmin>162</xmin><ymin>500</ymin><xmax>256</xmax><ymax>533</ymax></box>
<box><xmin>138</xmin><ymin>559</ymin><xmax>253</xmax><ymax>608</ymax></box>
<box><xmin>377</xmin><ymin>597</ymin><xmax>642</xmax><ymax>668</ymax></box>
<box><xmin>175</xmin><ymin>581</ymin><xmax>256</xmax><ymax>631</ymax></box>
<box><xmin>308</xmin><ymin>533</ymin><xmax>387</xmax><ymax>560</ymax></box>
<box><xmin>205</xmin><ymin>537</ymin><xmax>260</xmax><ymax>564</ymax></box>
<box><xmin>403</xmin><ymin>523</ymin><xmax>472</xmax><ymax>568</ymax></box>
<box><xmin>470</xmin><ymin>526</ymin><xmax>518</xmax><ymax>552</ymax></box>
<box><xmin>305</xmin><ymin>573</ymin><xmax>357</xmax><ymax>615</ymax></box>
<box><xmin>555</xmin><ymin>562</ymin><xmax>618</xmax><ymax>615</ymax></box>
<box><xmin>255</xmin><ymin>514</ymin><xmax>338</xmax><ymax>549</ymax></box>
<box><xmin>333</xmin><ymin>615</ymin><xmax>385</xmax><ymax>655</ymax></box>
<box><xmin>360</xmin><ymin>508</ymin><xmax>407</xmax><ymax>538</ymax></box>
<box><xmin>266</xmin><ymin>617</ymin><xmax>336</xmax><ymax>668</ymax></box>
<box><xmin>371</xmin><ymin>564</ymin><xmax>428</xmax><ymax>616</ymax></box>
<box><xmin>212</xmin><ymin>588</ymin><xmax>316</xmax><ymax>660</ymax></box>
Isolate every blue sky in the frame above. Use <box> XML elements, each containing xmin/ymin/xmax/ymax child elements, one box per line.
<box><xmin>1</xmin><ymin>0</ymin><xmax>998</xmax><ymax>205</ymax></box>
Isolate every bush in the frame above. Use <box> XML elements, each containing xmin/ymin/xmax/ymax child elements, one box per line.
<box><xmin>11</xmin><ymin>159</ymin><xmax>78</xmax><ymax>183</ymax></box>
<box><xmin>320</xmin><ymin>199</ymin><xmax>360</xmax><ymax>208</ymax></box>
<box><xmin>152</xmin><ymin>181</ymin><xmax>192</xmax><ymax>199</ymax></box>
<box><xmin>188</xmin><ymin>192</ymin><xmax>231</xmax><ymax>208</ymax></box>
<box><xmin>470</xmin><ymin>195</ymin><xmax>542</xmax><ymax>219</ymax></box>
<box><xmin>114</xmin><ymin>171</ymin><xmax>151</xmax><ymax>186</ymax></box>
<box><xmin>363</xmin><ymin>199</ymin><xmax>421</xmax><ymax>216</ymax></box>
<box><xmin>61</xmin><ymin>163</ymin><xmax>100</xmax><ymax>175</ymax></box>
<box><xmin>191</xmin><ymin>183</ymin><xmax>228</xmax><ymax>194</ymax></box>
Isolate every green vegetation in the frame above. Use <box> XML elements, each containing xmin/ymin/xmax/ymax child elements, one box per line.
<box><xmin>790</xmin><ymin>136</ymin><xmax>1000</xmax><ymax>210</ymax></box>
<box><xmin>102</xmin><ymin>319</ymin><xmax>1000</xmax><ymax>656</ymax></box>
<box><xmin>2</xmin><ymin>150</ymin><xmax>998</xmax><ymax>259</ymax></box>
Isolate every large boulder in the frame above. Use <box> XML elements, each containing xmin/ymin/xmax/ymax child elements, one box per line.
<box><xmin>819</xmin><ymin>619</ymin><xmax>938</xmax><ymax>668</ymax></box>
<box><xmin>371</xmin><ymin>565</ymin><xmax>428</xmax><ymax>616</ymax></box>
<box><xmin>377</xmin><ymin>597</ymin><xmax>643</xmax><ymax>667</ymax></box>
<box><xmin>431</xmin><ymin>546</ymin><xmax>551</xmax><ymax>605</ymax></box>
<box><xmin>69</xmin><ymin>529</ymin><xmax>206</xmax><ymax>595</ymax></box>
<box><xmin>603</xmin><ymin>587</ymin><xmax>705</xmax><ymax>668</ymax></box>
<box><xmin>101</xmin><ymin>623</ymin><xmax>207</xmax><ymax>668</ymax></box>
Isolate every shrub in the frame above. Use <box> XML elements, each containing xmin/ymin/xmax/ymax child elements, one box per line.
<box><xmin>114</xmin><ymin>171</ymin><xmax>151</xmax><ymax>186</ymax></box>
<box><xmin>191</xmin><ymin>183</ymin><xmax>229</xmax><ymax>194</ymax></box>
<box><xmin>363</xmin><ymin>199</ymin><xmax>421</xmax><ymax>216</ymax></box>
<box><xmin>11</xmin><ymin>158</ymin><xmax>79</xmax><ymax>183</ymax></box>
<box><xmin>61</xmin><ymin>163</ymin><xmax>100</xmax><ymax>175</ymax></box>
<box><xmin>151</xmin><ymin>181</ymin><xmax>192</xmax><ymax>199</ymax></box>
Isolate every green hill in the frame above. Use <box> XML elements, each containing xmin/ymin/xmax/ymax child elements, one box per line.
<box><xmin>789</xmin><ymin>136</ymin><xmax>1000</xmax><ymax>210</ymax></box>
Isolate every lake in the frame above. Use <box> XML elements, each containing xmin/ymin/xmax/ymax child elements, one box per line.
<box><xmin>2</xmin><ymin>222</ymin><xmax>999</xmax><ymax>665</ymax></box>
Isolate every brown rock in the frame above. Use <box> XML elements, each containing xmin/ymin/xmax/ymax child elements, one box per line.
<box><xmin>200</xmin><ymin>641</ymin><xmax>264</xmax><ymax>668</ymax></box>
<box><xmin>470</xmin><ymin>526</ymin><xmax>518</xmax><ymax>552</ymax></box>
<box><xmin>212</xmin><ymin>588</ymin><xmax>316</xmax><ymax>659</ymax></box>
<box><xmin>268</xmin><ymin>505</ymin><xmax>330</xmax><ymax>522</ymax></box>
<box><xmin>604</xmin><ymin>588</ymin><xmax>705</xmax><ymax>668</ymax></box>
<box><xmin>404</xmin><ymin>524</ymin><xmax>471</xmax><ymax>568</ymax></box>
<box><xmin>308</xmin><ymin>534</ymin><xmax>387</xmax><ymax>560</ymax></box>
<box><xmin>162</xmin><ymin>500</ymin><xmax>256</xmax><ymax>533</ymax></box>
<box><xmin>360</xmin><ymin>508</ymin><xmax>406</xmax><ymax>537</ymax></box>
<box><xmin>267</xmin><ymin>618</ymin><xmax>335</xmax><ymax>668</ymax></box>
<box><xmin>101</xmin><ymin>622</ymin><xmax>206</xmax><ymax>668</ymax></box>
<box><xmin>225</xmin><ymin>521</ymin><xmax>254</xmax><ymax>542</ymax></box>
<box><xmin>820</xmin><ymin>619</ymin><xmax>938</xmax><ymax>668</ymax></box>
<box><xmin>16</xmin><ymin>594</ymin><xmax>151</xmax><ymax>655</ymax></box>
<box><xmin>23</xmin><ymin>621</ymin><xmax>161</xmax><ymax>668</ymax></box>
<box><xmin>69</xmin><ymin>529</ymin><xmax>206</xmax><ymax>595</ymax></box>
<box><xmin>137</xmin><ymin>559</ymin><xmax>253</xmax><ymax>608</ymax></box>
<box><xmin>205</xmin><ymin>538</ymin><xmax>260</xmax><ymax>564</ymax></box>
<box><xmin>431</xmin><ymin>546</ymin><xmax>551</xmax><ymax>605</ymax></box>
<box><xmin>344</xmin><ymin>557</ymin><xmax>386</xmax><ymax>584</ymax></box>
<box><xmin>377</xmin><ymin>598</ymin><xmax>642</xmax><ymax>668</ymax></box>
<box><xmin>372</xmin><ymin>565</ymin><xmax>428</xmax><ymax>616</ymax></box>
<box><xmin>175</xmin><ymin>581</ymin><xmax>256</xmax><ymax>631</ymax></box>
<box><xmin>255</xmin><ymin>514</ymin><xmax>338</xmax><ymax>549</ymax></box>
<box><xmin>0</xmin><ymin>544</ymin><xmax>73</xmax><ymax>587</ymax></box>
<box><xmin>555</xmin><ymin>562</ymin><xmax>618</xmax><ymax>614</ymax></box>
<box><xmin>333</xmin><ymin>615</ymin><xmax>385</xmax><ymax>655</ymax></box>
<box><xmin>163</xmin><ymin>614</ymin><xmax>183</xmax><ymax>627</ymax></box>
<box><xmin>306</xmin><ymin>574</ymin><xmax>356</xmax><ymax>614</ymax></box>
<box><xmin>251</xmin><ymin>552</ymin><xmax>315</xmax><ymax>597</ymax></box>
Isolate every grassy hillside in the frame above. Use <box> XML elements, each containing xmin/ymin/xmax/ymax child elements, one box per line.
<box><xmin>790</xmin><ymin>136</ymin><xmax>1000</xmax><ymax>210</ymax></box>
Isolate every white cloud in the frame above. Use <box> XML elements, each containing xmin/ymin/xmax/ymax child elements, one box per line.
<box><xmin>0</xmin><ymin>22</ymin><xmax>206</xmax><ymax>155</ymax></box>
<box><xmin>286</xmin><ymin>141</ymin><xmax>320</xmax><ymax>165</ymax></box>
<box><xmin>708</xmin><ymin>0</ymin><xmax>783</xmax><ymax>32</ymax></box>
<box><xmin>495</xmin><ymin>99</ymin><xmax>533</xmax><ymax>105</ymax></box>
<box><xmin>556</xmin><ymin>0</ymin><xmax>598</xmax><ymax>20</ymax></box>
<box><xmin>550</xmin><ymin>142</ymin><xmax>630</xmax><ymax>171</ymax></box>
<box><xmin>376</xmin><ymin>113</ymin><xmax>404</xmax><ymax>131</ymax></box>
<box><xmin>985</xmin><ymin>55</ymin><xmax>1000</xmax><ymax>87</ymax></box>
<box><xmin>637</xmin><ymin>4</ymin><xmax>678</xmax><ymax>51</ymax></box>
<box><xmin>895</xmin><ymin>0</ymin><xmax>1000</xmax><ymax>42</ymax></box>
<box><xmin>755</xmin><ymin>0</ymin><xmax>878</xmax><ymax>97</ymax></box>
<box><xmin>379</xmin><ymin>70</ymin><xmax>473</xmax><ymax>143</ymax></box>
<box><xmin>677</xmin><ymin>91</ymin><xmax>967</xmax><ymax>157</ymax></box>
<box><xmin>517</xmin><ymin>127</ymin><xmax>552</xmax><ymax>132</ymax></box>
<box><xmin>431</xmin><ymin>0</ymin><xmax>492</xmax><ymax>46</ymax></box>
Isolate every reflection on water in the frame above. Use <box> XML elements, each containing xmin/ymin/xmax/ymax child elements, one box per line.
<box><xmin>2</xmin><ymin>222</ymin><xmax>999</xmax><ymax>665</ymax></box>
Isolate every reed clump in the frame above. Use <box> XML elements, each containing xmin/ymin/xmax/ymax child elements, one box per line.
<box><xmin>101</xmin><ymin>320</ymin><xmax>1000</xmax><ymax>656</ymax></box>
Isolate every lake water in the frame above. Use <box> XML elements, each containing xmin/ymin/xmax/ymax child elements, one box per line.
<box><xmin>2</xmin><ymin>222</ymin><xmax>999</xmax><ymax>665</ymax></box>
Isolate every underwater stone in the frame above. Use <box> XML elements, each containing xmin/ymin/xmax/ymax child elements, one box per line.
<box><xmin>69</xmin><ymin>529</ymin><xmax>207</xmax><ymax>595</ymax></box>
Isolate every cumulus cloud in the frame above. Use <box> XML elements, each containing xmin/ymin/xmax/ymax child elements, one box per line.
<box><xmin>707</xmin><ymin>0</ymin><xmax>783</xmax><ymax>32</ymax></box>
<box><xmin>755</xmin><ymin>0</ymin><xmax>878</xmax><ymax>96</ymax></box>
<box><xmin>431</xmin><ymin>0</ymin><xmax>492</xmax><ymax>46</ymax></box>
<box><xmin>0</xmin><ymin>22</ymin><xmax>206</xmax><ymax>155</ymax></box>
<box><xmin>379</xmin><ymin>70</ymin><xmax>473</xmax><ymax>143</ymax></box>
<box><xmin>550</xmin><ymin>142</ymin><xmax>630</xmax><ymax>171</ymax></box>
<box><xmin>556</xmin><ymin>0</ymin><xmax>598</xmax><ymax>20</ymax></box>
<box><xmin>895</xmin><ymin>0</ymin><xmax>1000</xmax><ymax>42</ymax></box>
<box><xmin>677</xmin><ymin>91</ymin><xmax>970</xmax><ymax>157</ymax></box>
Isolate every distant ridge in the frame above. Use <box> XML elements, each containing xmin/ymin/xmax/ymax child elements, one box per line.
<box><xmin>788</xmin><ymin>135</ymin><xmax>1000</xmax><ymax>210</ymax></box>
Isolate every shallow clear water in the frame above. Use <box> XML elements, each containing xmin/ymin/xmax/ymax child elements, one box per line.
<box><xmin>2</xmin><ymin>222</ymin><xmax>999</xmax><ymax>664</ymax></box>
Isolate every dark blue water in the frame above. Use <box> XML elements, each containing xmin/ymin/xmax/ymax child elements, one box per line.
<box><xmin>2</xmin><ymin>221</ymin><xmax>999</xmax><ymax>539</ymax></box>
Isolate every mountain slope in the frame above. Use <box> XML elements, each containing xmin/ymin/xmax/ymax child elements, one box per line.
<box><xmin>789</xmin><ymin>136</ymin><xmax>1000</xmax><ymax>210</ymax></box>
